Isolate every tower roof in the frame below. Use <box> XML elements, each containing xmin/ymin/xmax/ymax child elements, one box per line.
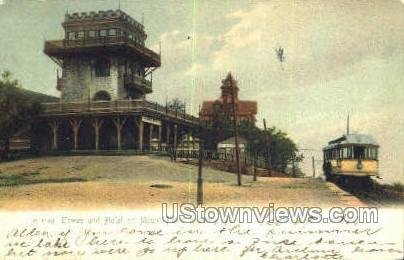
<box><xmin>199</xmin><ymin>72</ymin><xmax>257</xmax><ymax>119</ymax></box>
<box><xmin>220</xmin><ymin>72</ymin><xmax>239</xmax><ymax>99</ymax></box>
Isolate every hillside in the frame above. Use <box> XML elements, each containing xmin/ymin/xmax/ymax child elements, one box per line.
<box><xmin>0</xmin><ymin>155</ymin><xmax>367</xmax><ymax>210</ymax></box>
<box><xmin>12</xmin><ymin>87</ymin><xmax>59</xmax><ymax>103</ymax></box>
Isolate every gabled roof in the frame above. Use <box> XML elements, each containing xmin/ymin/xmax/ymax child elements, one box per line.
<box><xmin>218</xmin><ymin>136</ymin><xmax>248</xmax><ymax>145</ymax></box>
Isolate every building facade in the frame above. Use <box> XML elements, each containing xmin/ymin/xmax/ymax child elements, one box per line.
<box><xmin>45</xmin><ymin>9</ymin><xmax>158</xmax><ymax>101</ymax></box>
<box><xmin>33</xmin><ymin>10</ymin><xmax>198</xmax><ymax>152</ymax></box>
<box><xmin>217</xmin><ymin>137</ymin><xmax>247</xmax><ymax>155</ymax></box>
<box><xmin>199</xmin><ymin>73</ymin><xmax>257</xmax><ymax>124</ymax></box>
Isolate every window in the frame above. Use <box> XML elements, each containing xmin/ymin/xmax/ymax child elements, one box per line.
<box><xmin>88</xmin><ymin>30</ymin><xmax>96</xmax><ymax>38</ymax></box>
<box><xmin>353</xmin><ymin>146</ymin><xmax>365</xmax><ymax>159</ymax></box>
<box><xmin>100</xmin><ymin>29</ymin><xmax>107</xmax><ymax>37</ymax></box>
<box><xmin>109</xmin><ymin>29</ymin><xmax>117</xmax><ymax>36</ymax></box>
<box><xmin>94</xmin><ymin>58</ymin><xmax>110</xmax><ymax>77</ymax></box>
<box><xmin>369</xmin><ymin>147</ymin><xmax>378</xmax><ymax>160</ymax></box>
<box><xmin>347</xmin><ymin>146</ymin><xmax>352</xmax><ymax>159</ymax></box>
<box><xmin>68</xmin><ymin>32</ymin><xmax>75</xmax><ymax>40</ymax></box>
<box><xmin>77</xmin><ymin>31</ymin><xmax>84</xmax><ymax>39</ymax></box>
<box><xmin>93</xmin><ymin>91</ymin><xmax>111</xmax><ymax>101</ymax></box>
<box><xmin>343</xmin><ymin>147</ymin><xmax>348</xmax><ymax>159</ymax></box>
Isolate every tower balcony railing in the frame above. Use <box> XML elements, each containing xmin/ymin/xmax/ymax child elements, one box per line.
<box><xmin>40</xmin><ymin>100</ymin><xmax>198</xmax><ymax>124</ymax></box>
<box><xmin>64</xmin><ymin>35</ymin><xmax>132</xmax><ymax>47</ymax></box>
<box><xmin>123</xmin><ymin>74</ymin><xmax>152</xmax><ymax>93</ymax></box>
<box><xmin>61</xmin><ymin>36</ymin><xmax>160</xmax><ymax>64</ymax></box>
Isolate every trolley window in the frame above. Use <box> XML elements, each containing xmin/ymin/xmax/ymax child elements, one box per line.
<box><xmin>353</xmin><ymin>146</ymin><xmax>365</xmax><ymax>159</ymax></box>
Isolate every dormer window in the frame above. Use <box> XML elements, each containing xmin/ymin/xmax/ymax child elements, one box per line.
<box><xmin>94</xmin><ymin>58</ymin><xmax>110</xmax><ymax>77</ymax></box>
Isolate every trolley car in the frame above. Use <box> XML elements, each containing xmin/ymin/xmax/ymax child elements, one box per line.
<box><xmin>323</xmin><ymin>133</ymin><xmax>379</xmax><ymax>181</ymax></box>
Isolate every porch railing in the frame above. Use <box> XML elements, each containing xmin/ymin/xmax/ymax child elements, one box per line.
<box><xmin>41</xmin><ymin>100</ymin><xmax>198</xmax><ymax>123</ymax></box>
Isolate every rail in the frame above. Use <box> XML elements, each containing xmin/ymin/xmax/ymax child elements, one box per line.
<box><xmin>174</xmin><ymin>149</ymin><xmax>269</xmax><ymax>169</ymax></box>
<box><xmin>123</xmin><ymin>74</ymin><xmax>152</xmax><ymax>92</ymax></box>
<box><xmin>45</xmin><ymin>36</ymin><xmax>160</xmax><ymax>65</ymax></box>
<box><xmin>40</xmin><ymin>100</ymin><xmax>198</xmax><ymax>123</ymax></box>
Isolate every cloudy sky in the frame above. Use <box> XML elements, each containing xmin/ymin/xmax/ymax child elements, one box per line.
<box><xmin>0</xmin><ymin>0</ymin><xmax>403</xmax><ymax>183</ymax></box>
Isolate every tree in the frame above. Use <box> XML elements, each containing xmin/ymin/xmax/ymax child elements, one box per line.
<box><xmin>167</xmin><ymin>98</ymin><xmax>185</xmax><ymax>112</ymax></box>
<box><xmin>0</xmin><ymin>71</ymin><xmax>41</xmax><ymax>159</ymax></box>
<box><xmin>239</xmin><ymin>122</ymin><xmax>300</xmax><ymax>173</ymax></box>
<box><xmin>199</xmin><ymin>118</ymin><xmax>300</xmax><ymax>173</ymax></box>
<box><xmin>199</xmin><ymin>113</ymin><xmax>233</xmax><ymax>150</ymax></box>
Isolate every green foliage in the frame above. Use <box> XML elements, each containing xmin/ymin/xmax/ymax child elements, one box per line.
<box><xmin>199</xmin><ymin>117</ymin><xmax>301</xmax><ymax>173</ymax></box>
<box><xmin>200</xmin><ymin>113</ymin><xmax>233</xmax><ymax>149</ymax></box>
<box><xmin>0</xmin><ymin>70</ymin><xmax>43</xmax><ymax>158</ymax></box>
<box><xmin>240</xmin><ymin>121</ymin><xmax>301</xmax><ymax>172</ymax></box>
<box><xmin>167</xmin><ymin>98</ymin><xmax>185</xmax><ymax>112</ymax></box>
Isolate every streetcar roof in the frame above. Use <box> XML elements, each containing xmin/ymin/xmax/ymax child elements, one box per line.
<box><xmin>323</xmin><ymin>133</ymin><xmax>379</xmax><ymax>150</ymax></box>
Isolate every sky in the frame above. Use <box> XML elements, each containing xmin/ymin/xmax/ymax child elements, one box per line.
<box><xmin>0</xmin><ymin>0</ymin><xmax>403</xmax><ymax>183</ymax></box>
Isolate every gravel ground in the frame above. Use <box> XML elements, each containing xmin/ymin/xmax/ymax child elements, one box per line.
<box><xmin>0</xmin><ymin>155</ymin><xmax>360</xmax><ymax>210</ymax></box>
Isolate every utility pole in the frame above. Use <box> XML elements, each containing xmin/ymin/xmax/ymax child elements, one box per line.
<box><xmin>312</xmin><ymin>156</ymin><xmax>316</xmax><ymax>178</ymax></box>
<box><xmin>253</xmin><ymin>152</ymin><xmax>257</xmax><ymax>181</ymax></box>
<box><xmin>263</xmin><ymin>119</ymin><xmax>272</xmax><ymax>176</ymax></box>
<box><xmin>230</xmin><ymin>75</ymin><xmax>242</xmax><ymax>186</ymax></box>
<box><xmin>196</xmin><ymin>127</ymin><xmax>204</xmax><ymax>205</ymax></box>
<box><xmin>292</xmin><ymin>156</ymin><xmax>296</xmax><ymax>177</ymax></box>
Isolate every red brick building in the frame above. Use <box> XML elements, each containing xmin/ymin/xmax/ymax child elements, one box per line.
<box><xmin>199</xmin><ymin>73</ymin><xmax>257</xmax><ymax>124</ymax></box>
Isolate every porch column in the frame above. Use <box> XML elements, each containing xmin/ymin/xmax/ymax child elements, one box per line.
<box><xmin>149</xmin><ymin>124</ymin><xmax>154</xmax><ymax>149</ymax></box>
<box><xmin>158</xmin><ymin>125</ymin><xmax>162</xmax><ymax>149</ymax></box>
<box><xmin>173</xmin><ymin>124</ymin><xmax>178</xmax><ymax>150</ymax></box>
<box><xmin>113</xmin><ymin>117</ymin><xmax>127</xmax><ymax>150</ymax></box>
<box><xmin>138</xmin><ymin>118</ymin><xmax>144</xmax><ymax>151</ymax></box>
<box><xmin>166</xmin><ymin>124</ymin><xmax>171</xmax><ymax>147</ymax></box>
<box><xmin>92</xmin><ymin>118</ymin><xmax>104</xmax><ymax>151</ymax></box>
<box><xmin>187</xmin><ymin>133</ymin><xmax>190</xmax><ymax>151</ymax></box>
<box><xmin>69</xmin><ymin>119</ymin><xmax>82</xmax><ymax>150</ymax></box>
<box><xmin>48</xmin><ymin>120</ymin><xmax>59</xmax><ymax>151</ymax></box>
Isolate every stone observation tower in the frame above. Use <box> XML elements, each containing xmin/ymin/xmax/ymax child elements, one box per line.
<box><xmin>34</xmin><ymin>10</ymin><xmax>197</xmax><ymax>152</ymax></box>
<box><xmin>44</xmin><ymin>9</ymin><xmax>160</xmax><ymax>101</ymax></box>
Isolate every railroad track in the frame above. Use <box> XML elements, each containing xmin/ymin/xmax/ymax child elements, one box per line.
<box><xmin>332</xmin><ymin>177</ymin><xmax>402</xmax><ymax>207</ymax></box>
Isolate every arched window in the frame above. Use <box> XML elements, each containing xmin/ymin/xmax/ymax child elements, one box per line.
<box><xmin>94</xmin><ymin>58</ymin><xmax>110</xmax><ymax>77</ymax></box>
<box><xmin>93</xmin><ymin>91</ymin><xmax>111</xmax><ymax>101</ymax></box>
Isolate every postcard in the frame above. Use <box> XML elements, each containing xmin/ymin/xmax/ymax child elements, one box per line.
<box><xmin>0</xmin><ymin>0</ymin><xmax>403</xmax><ymax>259</ymax></box>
